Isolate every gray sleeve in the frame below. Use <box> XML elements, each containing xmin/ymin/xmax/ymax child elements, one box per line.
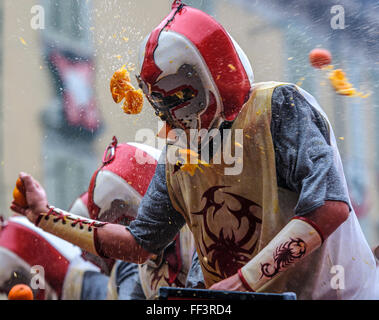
<box><xmin>115</xmin><ymin>261</ymin><xmax>145</xmax><ymax>300</ymax></box>
<box><xmin>270</xmin><ymin>84</ymin><xmax>351</xmax><ymax>215</ymax></box>
<box><xmin>185</xmin><ymin>251</ymin><xmax>205</xmax><ymax>289</ymax></box>
<box><xmin>127</xmin><ymin>148</ymin><xmax>186</xmax><ymax>255</ymax></box>
<box><xmin>119</xmin><ymin>275</ymin><xmax>145</xmax><ymax>300</ymax></box>
<box><xmin>81</xmin><ymin>262</ymin><xmax>144</xmax><ymax>300</ymax></box>
<box><xmin>81</xmin><ymin>271</ymin><xmax>109</xmax><ymax>300</ymax></box>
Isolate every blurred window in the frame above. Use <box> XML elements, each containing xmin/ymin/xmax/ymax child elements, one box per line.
<box><xmin>42</xmin><ymin>0</ymin><xmax>91</xmax><ymax>55</ymax></box>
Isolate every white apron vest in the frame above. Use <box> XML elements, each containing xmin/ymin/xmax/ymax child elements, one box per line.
<box><xmin>165</xmin><ymin>82</ymin><xmax>379</xmax><ymax>299</ymax></box>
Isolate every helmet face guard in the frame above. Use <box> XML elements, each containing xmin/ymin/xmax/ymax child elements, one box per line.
<box><xmin>138</xmin><ymin>2</ymin><xmax>254</xmax><ymax>132</ymax></box>
<box><xmin>138</xmin><ymin>64</ymin><xmax>207</xmax><ymax>130</ymax></box>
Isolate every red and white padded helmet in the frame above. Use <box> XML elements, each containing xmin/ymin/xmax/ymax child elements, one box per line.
<box><xmin>87</xmin><ymin>136</ymin><xmax>161</xmax><ymax>224</ymax></box>
<box><xmin>0</xmin><ymin>216</ymin><xmax>82</xmax><ymax>300</ymax></box>
<box><xmin>68</xmin><ymin>192</ymin><xmax>90</xmax><ymax>218</ymax></box>
<box><xmin>138</xmin><ymin>0</ymin><xmax>254</xmax><ymax>131</ymax></box>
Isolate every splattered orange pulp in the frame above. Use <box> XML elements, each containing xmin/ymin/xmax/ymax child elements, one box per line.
<box><xmin>327</xmin><ymin>67</ymin><xmax>370</xmax><ymax>98</ymax></box>
<box><xmin>110</xmin><ymin>65</ymin><xmax>143</xmax><ymax>114</ymax></box>
<box><xmin>177</xmin><ymin>149</ymin><xmax>210</xmax><ymax>176</ymax></box>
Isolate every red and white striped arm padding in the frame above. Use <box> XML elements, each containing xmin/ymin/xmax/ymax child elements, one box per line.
<box><xmin>238</xmin><ymin>217</ymin><xmax>324</xmax><ymax>292</ymax></box>
<box><xmin>35</xmin><ymin>207</ymin><xmax>108</xmax><ymax>258</ymax></box>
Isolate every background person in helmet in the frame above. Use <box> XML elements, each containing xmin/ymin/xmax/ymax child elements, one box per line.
<box><xmin>69</xmin><ymin>192</ymin><xmax>90</xmax><ymax>219</ymax></box>
<box><xmin>67</xmin><ymin>137</ymin><xmax>199</xmax><ymax>300</ymax></box>
<box><xmin>11</xmin><ymin>2</ymin><xmax>378</xmax><ymax>299</ymax></box>
<box><xmin>0</xmin><ymin>192</ymin><xmax>115</xmax><ymax>301</ymax></box>
<box><xmin>0</xmin><ymin>211</ymin><xmax>97</xmax><ymax>300</ymax></box>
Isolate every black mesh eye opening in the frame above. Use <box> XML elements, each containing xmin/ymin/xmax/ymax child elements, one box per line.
<box><xmin>150</xmin><ymin>87</ymin><xmax>196</xmax><ymax>110</ymax></box>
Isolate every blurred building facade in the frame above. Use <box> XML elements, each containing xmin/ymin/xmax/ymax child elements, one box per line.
<box><xmin>40</xmin><ymin>0</ymin><xmax>101</xmax><ymax>209</ymax></box>
<box><xmin>184</xmin><ymin>0</ymin><xmax>379</xmax><ymax>245</ymax></box>
<box><xmin>0</xmin><ymin>0</ymin><xmax>169</xmax><ymax>213</ymax></box>
<box><xmin>0</xmin><ymin>0</ymin><xmax>378</xmax><ymax>246</ymax></box>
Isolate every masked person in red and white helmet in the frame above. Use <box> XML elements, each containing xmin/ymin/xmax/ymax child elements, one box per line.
<box><xmin>74</xmin><ymin>137</ymin><xmax>197</xmax><ymax>300</ymax></box>
<box><xmin>69</xmin><ymin>192</ymin><xmax>90</xmax><ymax>219</ymax></box>
<box><xmin>0</xmin><ymin>213</ymin><xmax>98</xmax><ymax>300</ymax></box>
<box><xmin>0</xmin><ymin>192</ymin><xmax>104</xmax><ymax>300</ymax></box>
<box><xmin>18</xmin><ymin>137</ymin><xmax>198</xmax><ymax>300</ymax></box>
<box><xmin>11</xmin><ymin>1</ymin><xmax>378</xmax><ymax>299</ymax></box>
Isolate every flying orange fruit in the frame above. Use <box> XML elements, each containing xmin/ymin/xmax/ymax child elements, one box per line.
<box><xmin>309</xmin><ymin>48</ymin><xmax>332</xmax><ymax>69</ymax></box>
<box><xmin>13</xmin><ymin>178</ymin><xmax>27</xmax><ymax>208</ymax></box>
